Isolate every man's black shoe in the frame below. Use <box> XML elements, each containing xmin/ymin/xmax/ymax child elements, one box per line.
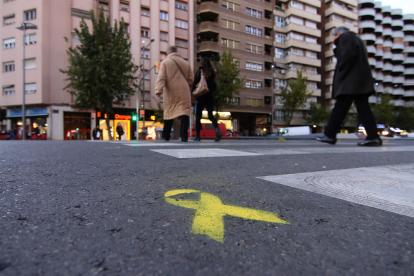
<box><xmin>358</xmin><ymin>137</ymin><xmax>382</xmax><ymax>147</ymax></box>
<box><xmin>316</xmin><ymin>135</ymin><xmax>337</xmax><ymax>145</ymax></box>
<box><xmin>181</xmin><ymin>138</ymin><xmax>188</xmax><ymax>142</ymax></box>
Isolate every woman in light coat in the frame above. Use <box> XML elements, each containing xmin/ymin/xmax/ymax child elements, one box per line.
<box><xmin>155</xmin><ymin>46</ymin><xmax>194</xmax><ymax>141</ymax></box>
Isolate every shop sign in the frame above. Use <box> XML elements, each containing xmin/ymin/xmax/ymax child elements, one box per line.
<box><xmin>256</xmin><ymin>116</ymin><xmax>267</xmax><ymax>125</ymax></box>
<box><xmin>29</xmin><ymin>108</ymin><xmax>48</xmax><ymax>115</ymax></box>
<box><xmin>9</xmin><ymin>110</ymin><xmax>23</xmax><ymax>116</ymax></box>
<box><xmin>114</xmin><ymin>114</ymin><xmax>131</xmax><ymax>120</ymax></box>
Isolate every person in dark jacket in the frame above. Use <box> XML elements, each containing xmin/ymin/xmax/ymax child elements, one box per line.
<box><xmin>191</xmin><ymin>57</ymin><xmax>222</xmax><ymax>141</ymax></box>
<box><xmin>116</xmin><ymin>123</ymin><xmax>124</xmax><ymax>141</ymax></box>
<box><xmin>317</xmin><ymin>26</ymin><xmax>382</xmax><ymax>146</ymax></box>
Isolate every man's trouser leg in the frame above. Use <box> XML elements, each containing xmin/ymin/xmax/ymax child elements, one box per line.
<box><xmin>324</xmin><ymin>95</ymin><xmax>354</xmax><ymax>139</ymax></box>
<box><xmin>180</xmin><ymin>115</ymin><xmax>189</xmax><ymax>140</ymax></box>
<box><xmin>163</xmin><ymin>119</ymin><xmax>173</xmax><ymax>140</ymax></box>
<box><xmin>354</xmin><ymin>95</ymin><xmax>379</xmax><ymax>140</ymax></box>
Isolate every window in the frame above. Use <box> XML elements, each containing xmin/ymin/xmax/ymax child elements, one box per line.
<box><xmin>175</xmin><ymin>38</ymin><xmax>188</xmax><ymax>48</ymax></box>
<box><xmin>288</xmin><ymin>32</ymin><xmax>304</xmax><ymax>40</ymax></box>
<box><xmin>160</xmin><ymin>32</ymin><xmax>168</xmax><ymax>41</ymax></box>
<box><xmin>290</xmin><ymin>16</ymin><xmax>303</xmax><ymax>25</ymax></box>
<box><xmin>275</xmin><ymin>16</ymin><xmax>285</xmax><ymax>27</ymax></box>
<box><xmin>305</xmin><ymin>5</ymin><xmax>317</xmax><ymax>14</ymax></box>
<box><xmin>276</xmin><ymin>96</ymin><xmax>284</xmax><ymax>105</ymax></box>
<box><xmin>143</xmin><ymin>49</ymin><xmax>150</xmax><ymax>58</ymax></box>
<box><xmin>3</xmin><ymin>15</ymin><xmax>15</xmax><ymax>26</ymax></box>
<box><xmin>175</xmin><ymin>1</ymin><xmax>188</xmax><ymax>10</ymax></box>
<box><xmin>275</xmin><ymin>48</ymin><xmax>285</xmax><ymax>58</ymax></box>
<box><xmin>160</xmin><ymin>11</ymin><xmax>168</xmax><ymax>21</ymax></box>
<box><xmin>25</xmin><ymin>83</ymin><xmax>37</xmax><ymax>94</ymax></box>
<box><xmin>3</xmin><ymin>38</ymin><xmax>15</xmax><ymax>49</ymax></box>
<box><xmin>25</xmin><ymin>33</ymin><xmax>37</xmax><ymax>45</ymax></box>
<box><xmin>25</xmin><ymin>58</ymin><xmax>36</xmax><ymax>69</ymax></box>
<box><xmin>246</xmin><ymin>43</ymin><xmax>262</xmax><ymax>54</ymax></box>
<box><xmin>330</xmin><ymin>56</ymin><xmax>337</xmax><ymax>63</ymax></box>
<box><xmin>306</xmin><ymin>51</ymin><xmax>317</xmax><ymax>59</ymax></box>
<box><xmin>141</xmin><ymin>7</ymin><xmax>150</xmax><ymax>16</ymax></box>
<box><xmin>141</xmin><ymin>91</ymin><xmax>150</xmax><ymax>100</ymax></box>
<box><xmin>141</xmin><ymin>28</ymin><xmax>150</xmax><ymax>38</ymax></box>
<box><xmin>222</xmin><ymin>1</ymin><xmax>237</xmax><ymax>11</ymax></box>
<box><xmin>229</xmin><ymin>97</ymin><xmax>240</xmax><ymax>105</ymax></box>
<box><xmin>289</xmin><ymin>1</ymin><xmax>303</xmax><ymax>9</ymax></box>
<box><xmin>4</xmin><ymin>0</ymin><xmax>16</xmax><ymax>2</ymax></box>
<box><xmin>160</xmin><ymin>52</ymin><xmax>167</xmax><ymax>61</ymax></box>
<box><xmin>221</xmin><ymin>38</ymin><xmax>239</xmax><ymax>49</ymax></box>
<box><xmin>305</xmin><ymin>20</ymin><xmax>317</xmax><ymax>29</ymax></box>
<box><xmin>289</xmin><ymin>48</ymin><xmax>303</xmax><ymax>56</ymax></box>
<box><xmin>25</xmin><ymin>9</ymin><xmax>37</xmax><ymax>20</ymax></box>
<box><xmin>275</xmin><ymin>33</ymin><xmax>286</xmax><ymax>43</ymax></box>
<box><xmin>306</xmin><ymin>67</ymin><xmax>317</xmax><ymax>74</ymax></box>
<box><xmin>246</xmin><ymin>8</ymin><xmax>262</xmax><ymax>18</ymax></box>
<box><xmin>3</xmin><ymin>62</ymin><xmax>15</xmax><ymax>72</ymax></box>
<box><xmin>246</xmin><ymin>26</ymin><xmax>262</xmax><ymax>37</ymax></box>
<box><xmin>3</xmin><ymin>85</ymin><xmax>15</xmax><ymax>96</ymax></box>
<box><xmin>276</xmin><ymin>110</ymin><xmax>284</xmax><ymax>120</ymax></box>
<box><xmin>233</xmin><ymin>59</ymin><xmax>240</xmax><ymax>67</ymax></box>
<box><xmin>222</xmin><ymin>19</ymin><xmax>239</xmax><ymax>30</ymax></box>
<box><xmin>306</xmin><ymin>36</ymin><xmax>317</xmax><ymax>43</ymax></box>
<box><xmin>175</xmin><ymin>19</ymin><xmax>188</xmax><ymax>29</ymax></box>
<box><xmin>331</xmin><ymin>14</ymin><xmax>343</xmax><ymax>22</ymax></box>
<box><xmin>307</xmin><ymin>82</ymin><xmax>318</xmax><ymax>89</ymax></box>
<box><xmin>120</xmin><ymin>2</ymin><xmax>129</xmax><ymax>12</ymax></box>
<box><xmin>123</xmin><ymin>23</ymin><xmax>129</xmax><ymax>33</ymax></box>
<box><xmin>246</xmin><ymin>97</ymin><xmax>263</xmax><ymax>106</ymax></box>
<box><xmin>276</xmin><ymin>79</ymin><xmax>287</xmax><ymax>89</ymax></box>
<box><xmin>246</xmin><ymin>80</ymin><xmax>262</xmax><ymax>89</ymax></box>
<box><xmin>99</xmin><ymin>2</ymin><xmax>109</xmax><ymax>11</ymax></box>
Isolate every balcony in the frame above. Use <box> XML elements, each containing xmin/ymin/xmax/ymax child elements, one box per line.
<box><xmin>383</xmin><ymin>40</ymin><xmax>393</xmax><ymax>47</ymax></box>
<box><xmin>403</xmin><ymin>47</ymin><xmax>414</xmax><ymax>54</ymax></box>
<box><xmin>392</xmin><ymin>31</ymin><xmax>404</xmax><ymax>38</ymax></box>
<box><xmin>392</xmin><ymin>65</ymin><xmax>405</xmax><ymax>73</ymax></box>
<box><xmin>284</xmin><ymin>8</ymin><xmax>321</xmax><ymax>23</ymax></box>
<box><xmin>285</xmin><ymin>70</ymin><xmax>321</xmax><ymax>82</ymax></box>
<box><xmin>403</xmin><ymin>35</ymin><xmax>414</xmax><ymax>42</ymax></box>
<box><xmin>391</xmin><ymin>8</ymin><xmax>403</xmax><ymax>19</ymax></box>
<box><xmin>404</xmin><ymin>101</ymin><xmax>414</xmax><ymax>107</ymax></box>
<box><xmin>360</xmin><ymin>33</ymin><xmax>376</xmax><ymax>42</ymax></box>
<box><xmin>368</xmin><ymin>96</ymin><xmax>377</xmax><ymax>103</ymax></box>
<box><xmin>403</xmin><ymin>25</ymin><xmax>414</xmax><ymax>33</ymax></box>
<box><xmin>375</xmin><ymin>50</ymin><xmax>384</xmax><ymax>58</ymax></box>
<box><xmin>403</xmin><ymin>79</ymin><xmax>414</xmax><ymax>87</ymax></box>
<box><xmin>359</xmin><ymin>8</ymin><xmax>376</xmax><ymax>17</ymax></box>
<box><xmin>325</xmin><ymin>63</ymin><xmax>336</xmax><ymax>72</ymax></box>
<box><xmin>391</xmin><ymin>99</ymin><xmax>405</xmax><ymax>106</ymax></box>
<box><xmin>359</xmin><ymin>20</ymin><xmax>376</xmax><ymax>30</ymax></box>
<box><xmin>382</xmin><ymin>17</ymin><xmax>392</xmax><ymax>26</ymax></box>
<box><xmin>392</xmin><ymin>43</ymin><xmax>404</xmax><ymax>52</ymax></box>
<box><xmin>392</xmin><ymin>53</ymin><xmax>404</xmax><ymax>63</ymax></box>
<box><xmin>393</xmin><ymin>88</ymin><xmax>404</xmax><ymax>95</ymax></box>
<box><xmin>382</xmin><ymin>28</ymin><xmax>393</xmax><ymax>37</ymax></box>
<box><xmin>393</xmin><ymin>76</ymin><xmax>405</xmax><ymax>84</ymax></box>
<box><xmin>374</xmin><ymin>13</ymin><xmax>383</xmax><ymax>23</ymax></box>
<box><xmin>383</xmin><ymin>75</ymin><xmax>393</xmax><ymax>83</ymax></box>
<box><xmin>383</xmin><ymin>63</ymin><xmax>393</xmax><ymax>71</ymax></box>
<box><xmin>404</xmin><ymin>90</ymin><xmax>414</xmax><ymax>97</ymax></box>
<box><xmin>358</xmin><ymin>0</ymin><xmax>375</xmax><ymax>6</ymax></box>
<box><xmin>403</xmin><ymin>14</ymin><xmax>414</xmax><ymax>22</ymax></box>
<box><xmin>325</xmin><ymin>92</ymin><xmax>332</xmax><ymax>100</ymax></box>
<box><xmin>326</xmin><ymin>77</ymin><xmax>333</xmax><ymax>85</ymax></box>
<box><xmin>403</xmin><ymin>68</ymin><xmax>414</xmax><ymax>76</ymax></box>
<box><xmin>375</xmin><ymin>60</ymin><xmax>384</xmax><ymax>69</ymax></box>
<box><xmin>281</xmin><ymin>54</ymin><xmax>321</xmax><ymax>67</ymax></box>
<box><xmin>368</xmin><ymin>58</ymin><xmax>376</xmax><ymax>67</ymax></box>
<box><xmin>382</xmin><ymin>6</ymin><xmax>392</xmax><ymax>15</ymax></box>
<box><xmin>383</xmin><ymin>52</ymin><xmax>393</xmax><ymax>61</ymax></box>
<box><xmin>375</xmin><ymin>84</ymin><xmax>384</xmax><ymax>93</ymax></box>
<box><xmin>375</xmin><ymin>72</ymin><xmax>384</xmax><ymax>81</ymax></box>
<box><xmin>374</xmin><ymin>25</ymin><xmax>383</xmax><ymax>35</ymax></box>
<box><xmin>325</xmin><ymin>7</ymin><xmax>358</xmax><ymax>21</ymax></box>
<box><xmin>325</xmin><ymin>49</ymin><xmax>334</xmax><ymax>57</ymax></box>
<box><xmin>403</xmin><ymin>58</ymin><xmax>414</xmax><ymax>65</ymax></box>
<box><xmin>367</xmin><ymin>46</ymin><xmax>376</xmax><ymax>56</ymax></box>
<box><xmin>391</xmin><ymin>19</ymin><xmax>404</xmax><ymax>30</ymax></box>
<box><xmin>284</xmin><ymin>23</ymin><xmax>321</xmax><ymax>37</ymax></box>
<box><xmin>374</xmin><ymin>1</ymin><xmax>382</xmax><ymax>10</ymax></box>
<box><xmin>283</xmin><ymin>39</ymin><xmax>321</xmax><ymax>52</ymax></box>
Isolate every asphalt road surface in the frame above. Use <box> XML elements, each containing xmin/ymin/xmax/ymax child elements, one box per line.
<box><xmin>0</xmin><ymin>139</ymin><xmax>413</xmax><ymax>275</ymax></box>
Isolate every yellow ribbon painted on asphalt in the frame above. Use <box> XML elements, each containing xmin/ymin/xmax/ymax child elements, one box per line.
<box><xmin>165</xmin><ymin>189</ymin><xmax>289</xmax><ymax>243</ymax></box>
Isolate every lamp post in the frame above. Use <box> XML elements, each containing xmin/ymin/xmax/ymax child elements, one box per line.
<box><xmin>271</xmin><ymin>65</ymin><xmax>275</xmax><ymax>133</ymax></box>
<box><xmin>17</xmin><ymin>21</ymin><xmax>37</xmax><ymax>140</ymax></box>
<box><xmin>141</xmin><ymin>38</ymin><xmax>155</xmax><ymax>135</ymax></box>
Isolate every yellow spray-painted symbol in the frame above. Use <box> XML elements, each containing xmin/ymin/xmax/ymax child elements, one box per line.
<box><xmin>165</xmin><ymin>189</ymin><xmax>289</xmax><ymax>243</ymax></box>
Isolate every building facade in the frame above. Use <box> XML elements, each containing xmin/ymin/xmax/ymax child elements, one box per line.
<box><xmin>1</xmin><ymin>0</ymin><xmax>194</xmax><ymax>140</ymax></box>
<box><xmin>358</xmin><ymin>1</ymin><xmax>414</xmax><ymax>108</ymax></box>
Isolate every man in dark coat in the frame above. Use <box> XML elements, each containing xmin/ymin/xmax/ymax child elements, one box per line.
<box><xmin>317</xmin><ymin>26</ymin><xmax>382</xmax><ymax>146</ymax></box>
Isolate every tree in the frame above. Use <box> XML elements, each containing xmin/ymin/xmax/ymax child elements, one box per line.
<box><xmin>280</xmin><ymin>70</ymin><xmax>313</xmax><ymax>126</ymax></box>
<box><xmin>213</xmin><ymin>50</ymin><xmax>244</xmax><ymax>118</ymax></box>
<box><xmin>60</xmin><ymin>10</ymin><xmax>139</xmax><ymax>140</ymax></box>
<box><xmin>394</xmin><ymin>107</ymin><xmax>414</xmax><ymax>131</ymax></box>
<box><xmin>371</xmin><ymin>93</ymin><xmax>394</xmax><ymax>127</ymax></box>
<box><xmin>306</xmin><ymin>102</ymin><xmax>329</xmax><ymax>127</ymax></box>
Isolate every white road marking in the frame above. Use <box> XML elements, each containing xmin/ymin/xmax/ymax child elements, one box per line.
<box><xmin>258</xmin><ymin>164</ymin><xmax>414</xmax><ymax>218</ymax></box>
<box><xmin>151</xmin><ymin>148</ymin><xmax>263</xmax><ymax>158</ymax></box>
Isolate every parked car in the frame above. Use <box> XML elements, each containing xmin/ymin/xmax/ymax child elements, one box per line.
<box><xmin>226</xmin><ymin>130</ymin><xmax>237</xmax><ymax>137</ymax></box>
<box><xmin>188</xmin><ymin>123</ymin><xmax>228</xmax><ymax>138</ymax></box>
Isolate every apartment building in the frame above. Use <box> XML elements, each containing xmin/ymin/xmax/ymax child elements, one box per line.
<box><xmin>196</xmin><ymin>0</ymin><xmax>275</xmax><ymax>135</ymax></box>
<box><xmin>320</xmin><ymin>0</ymin><xmax>358</xmax><ymax>108</ymax></box>
<box><xmin>358</xmin><ymin>1</ymin><xmax>414</xmax><ymax>108</ymax></box>
<box><xmin>1</xmin><ymin>0</ymin><xmax>194</xmax><ymax>140</ymax></box>
<box><xmin>273</xmin><ymin>0</ymin><xmax>322</xmax><ymax>127</ymax></box>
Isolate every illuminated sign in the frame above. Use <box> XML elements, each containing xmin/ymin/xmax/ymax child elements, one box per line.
<box><xmin>165</xmin><ymin>189</ymin><xmax>289</xmax><ymax>243</ymax></box>
<box><xmin>115</xmin><ymin>114</ymin><xmax>132</xmax><ymax>120</ymax></box>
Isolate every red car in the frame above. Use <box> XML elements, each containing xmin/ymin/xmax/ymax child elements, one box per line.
<box><xmin>188</xmin><ymin>123</ymin><xmax>233</xmax><ymax>138</ymax></box>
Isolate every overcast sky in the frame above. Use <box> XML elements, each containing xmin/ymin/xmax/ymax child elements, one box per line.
<box><xmin>378</xmin><ymin>0</ymin><xmax>414</xmax><ymax>14</ymax></box>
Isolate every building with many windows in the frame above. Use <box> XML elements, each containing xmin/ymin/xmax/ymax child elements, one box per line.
<box><xmin>196</xmin><ymin>0</ymin><xmax>275</xmax><ymax>135</ymax></box>
<box><xmin>1</xmin><ymin>0</ymin><xmax>194</xmax><ymax>140</ymax></box>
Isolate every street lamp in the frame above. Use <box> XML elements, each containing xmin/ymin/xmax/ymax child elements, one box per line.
<box><xmin>139</xmin><ymin>38</ymin><xmax>155</xmax><ymax>138</ymax></box>
<box><xmin>17</xmin><ymin>21</ymin><xmax>38</xmax><ymax>141</ymax></box>
<box><xmin>271</xmin><ymin>64</ymin><xmax>275</xmax><ymax>133</ymax></box>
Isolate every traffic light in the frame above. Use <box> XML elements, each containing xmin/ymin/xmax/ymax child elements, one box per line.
<box><xmin>132</xmin><ymin>115</ymin><xmax>137</xmax><ymax>121</ymax></box>
<box><xmin>155</xmin><ymin>61</ymin><xmax>161</xmax><ymax>74</ymax></box>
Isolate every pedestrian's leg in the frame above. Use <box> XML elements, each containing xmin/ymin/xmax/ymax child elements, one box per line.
<box><xmin>163</xmin><ymin>119</ymin><xmax>173</xmax><ymax>141</ymax></box>
<box><xmin>324</xmin><ymin>95</ymin><xmax>354</xmax><ymax>138</ymax></box>
<box><xmin>354</xmin><ymin>95</ymin><xmax>379</xmax><ymax>140</ymax></box>
<box><xmin>196</xmin><ymin>101</ymin><xmax>204</xmax><ymax>133</ymax></box>
<box><xmin>180</xmin><ymin>115</ymin><xmax>189</xmax><ymax>141</ymax></box>
<box><xmin>206</xmin><ymin>99</ymin><xmax>219</xmax><ymax>129</ymax></box>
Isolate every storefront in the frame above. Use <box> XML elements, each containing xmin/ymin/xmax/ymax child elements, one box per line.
<box><xmin>198</xmin><ymin>111</ymin><xmax>233</xmax><ymax>130</ymax></box>
<box><xmin>231</xmin><ymin>113</ymin><xmax>271</xmax><ymax>136</ymax></box>
<box><xmin>7</xmin><ymin>108</ymin><xmax>49</xmax><ymax>139</ymax></box>
<box><xmin>64</xmin><ymin>112</ymin><xmax>91</xmax><ymax>140</ymax></box>
<box><xmin>96</xmin><ymin>109</ymin><xmax>163</xmax><ymax>140</ymax></box>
